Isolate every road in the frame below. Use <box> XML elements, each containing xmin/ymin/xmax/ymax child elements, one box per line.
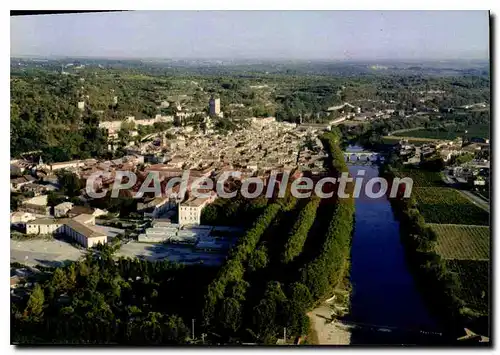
<box><xmin>440</xmin><ymin>171</ymin><xmax>490</xmax><ymax>213</ymax></box>
<box><xmin>458</xmin><ymin>190</ymin><xmax>490</xmax><ymax>213</ymax></box>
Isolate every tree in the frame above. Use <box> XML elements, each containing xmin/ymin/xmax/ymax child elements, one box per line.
<box><xmin>56</xmin><ymin>170</ymin><xmax>83</xmax><ymax>197</ymax></box>
<box><xmin>218</xmin><ymin>298</ymin><xmax>242</xmax><ymax>334</ymax></box>
<box><xmin>24</xmin><ymin>284</ymin><xmax>45</xmax><ymax>321</ymax></box>
<box><xmin>164</xmin><ymin>315</ymin><xmax>189</xmax><ymax>344</ymax></box>
<box><xmin>51</xmin><ymin>268</ymin><xmax>68</xmax><ymax>293</ymax></box>
<box><xmin>248</xmin><ymin>246</ymin><xmax>269</xmax><ymax>272</ymax></box>
<box><xmin>47</xmin><ymin>191</ymin><xmax>66</xmax><ymax>207</ymax></box>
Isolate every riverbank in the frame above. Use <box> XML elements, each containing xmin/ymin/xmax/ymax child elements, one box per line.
<box><xmin>381</xmin><ymin>164</ymin><xmax>489</xmax><ymax>342</ymax></box>
<box><xmin>307</xmin><ymin>305</ymin><xmax>351</xmax><ymax>345</ymax></box>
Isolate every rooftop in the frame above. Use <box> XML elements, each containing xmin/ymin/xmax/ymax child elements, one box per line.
<box><xmin>64</xmin><ymin>218</ymin><xmax>106</xmax><ymax>239</ymax></box>
<box><xmin>21</xmin><ymin>194</ymin><xmax>48</xmax><ymax>206</ymax></box>
<box><xmin>28</xmin><ymin>218</ymin><xmax>62</xmax><ymax>225</ymax></box>
<box><xmin>182</xmin><ymin>196</ymin><xmax>211</xmax><ymax>207</ymax></box>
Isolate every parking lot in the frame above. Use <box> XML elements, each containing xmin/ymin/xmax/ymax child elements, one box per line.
<box><xmin>116</xmin><ymin>241</ymin><xmax>226</xmax><ymax>266</ymax></box>
<box><xmin>11</xmin><ymin>238</ymin><xmax>85</xmax><ymax>267</ymax></box>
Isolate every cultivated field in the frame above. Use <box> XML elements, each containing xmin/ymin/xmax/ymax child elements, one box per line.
<box><xmin>414</xmin><ymin>187</ymin><xmax>489</xmax><ymax>225</ymax></box>
<box><xmin>382</xmin><ymin>136</ymin><xmax>440</xmax><ymax>145</ymax></box>
<box><xmin>392</xmin><ymin>124</ymin><xmax>490</xmax><ymax>140</ymax></box>
<box><xmin>430</xmin><ymin>224</ymin><xmax>490</xmax><ymax>260</ymax></box>
<box><xmin>445</xmin><ymin>259</ymin><xmax>489</xmax><ymax>315</ymax></box>
<box><xmin>394</xmin><ymin>168</ymin><xmax>444</xmax><ymax>188</ymax></box>
<box><xmin>393</xmin><ymin>128</ymin><xmax>459</xmax><ymax>140</ymax></box>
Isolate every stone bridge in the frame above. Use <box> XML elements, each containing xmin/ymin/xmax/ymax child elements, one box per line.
<box><xmin>343</xmin><ymin>151</ymin><xmax>385</xmax><ymax>163</ymax></box>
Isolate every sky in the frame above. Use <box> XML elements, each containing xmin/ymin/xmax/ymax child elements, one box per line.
<box><xmin>10</xmin><ymin>11</ymin><xmax>490</xmax><ymax>60</ymax></box>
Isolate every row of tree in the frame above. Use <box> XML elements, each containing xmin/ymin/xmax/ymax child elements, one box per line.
<box><xmin>297</xmin><ymin>132</ymin><xmax>355</xmax><ymax>300</ymax></box>
<box><xmin>198</xmin><ymin>129</ymin><xmax>355</xmax><ymax>344</ymax></box>
<box><xmin>202</xmin><ymin>202</ymin><xmax>282</xmax><ymax>327</ymax></box>
<box><xmin>280</xmin><ymin>197</ymin><xmax>321</xmax><ymax>264</ymax></box>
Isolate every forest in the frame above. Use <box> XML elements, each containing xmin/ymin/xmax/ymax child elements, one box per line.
<box><xmin>11</xmin><ymin>247</ymin><xmax>216</xmax><ymax>344</ymax></box>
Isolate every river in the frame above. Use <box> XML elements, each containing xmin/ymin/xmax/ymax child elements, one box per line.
<box><xmin>344</xmin><ymin>145</ymin><xmax>439</xmax><ymax>343</ymax></box>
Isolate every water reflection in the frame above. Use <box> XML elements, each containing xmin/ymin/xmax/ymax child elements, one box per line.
<box><xmin>346</xmin><ymin>163</ymin><xmax>437</xmax><ymax>333</ymax></box>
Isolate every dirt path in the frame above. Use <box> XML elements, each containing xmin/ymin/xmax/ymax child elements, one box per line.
<box><xmin>307</xmin><ymin>305</ymin><xmax>351</xmax><ymax>345</ymax></box>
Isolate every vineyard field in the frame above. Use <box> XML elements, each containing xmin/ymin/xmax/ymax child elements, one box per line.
<box><xmin>381</xmin><ymin>136</ymin><xmax>438</xmax><ymax>146</ymax></box>
<box><xmin>413</xmin><ymin>187</ymin><xmax>489</xmax><ymax>225</ymax></box>
<box><xmin>445</xmin><ymin>259</ymin><xmax>489</xmax><ymax>315</ymax></box>
<box><xmin>430</xmin><ymin>224</ymin><xmax>490</xmax><ymax>260</ymax></box>
<box><xmin>392</xmin><ymin>124</ymin><xmax>490</xmax><ymax>140</ymax></box>
<box><xmin>394</xmin><ymin>168</ymin><xmax>444</xmax><ymax>187</ymax></box>
<box><xmin>393</xmin><ymin>128</ymin><xmax>460</xmax><ymax>140</ymax></box>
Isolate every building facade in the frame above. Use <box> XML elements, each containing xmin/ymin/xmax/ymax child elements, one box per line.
<box><xmin>26</xmin><ymin>219</ymin><xmax>65</xmax><ymax>235</ymax></box>
<box><xmin>178</xmin><ymin>194</ymin><xmax>216</xmax><ymax>225</ymax></box>
<box><xmin>25</xmin><ymin>214</ymin><xmax>107</xmax><ymax>248</ymax></box>
<box><xmin>54</xmin><ymin>202</ymin><xmax>74</xmax><ymax>218</ymax></box>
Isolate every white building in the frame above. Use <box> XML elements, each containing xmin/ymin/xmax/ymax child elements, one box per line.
<box><xmin>10</xmin><ymin>212</ymin><xmax>36</xmax><ymax>225</ymax></box>
<box><xmin>19</xmin><ymin>195</ymin><xmax>51</xmax><ymax>215</ymax></box>
<box><xmin>63</xmin><ymin>218</ymin><xmax>107</xmax><ymax>248</ymax></box>
<box><xmin>25</xmin><ymin>214</ymin><xmax>107</xmax><ymax>248</ymax></box>
<box><xmin>178</xmin><ymin>194</ymin><xmax>216</xmax><ymax>225</ymax></box>
<box><xmin>26</xmin><ymin>218</ymin><xmax>65</xmax><ymax>235</ymax></box>
<box><xmin>137</xmin><ymin>197</ymin><xmax>175</xmax><ymax>219</ymax></box>
<box><xmin>50</xmin><ymin>159</ymin><xmax>97</xmax><ymax>172</ymax></box>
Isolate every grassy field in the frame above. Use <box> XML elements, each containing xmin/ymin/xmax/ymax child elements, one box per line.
<box><xmin>394</xmin><ymin>128</ymin><xmax>461</xmax><ymax>140</ymax></box>
<box><xmin>394</xmin><ymin>167</ymin><xmax>444</xmax><ymax>187</ymax></box>
<box><xmin>413</xmin><ymin>187</ymin><xmax>489</xmax><ymax>225</ymax></box>
<box><xmin>445</xmin><ymin>259</ymin><xmax>489</xmax><ymax>315</ymax></box>
<box><xmin>464</xmin><ymin>124</ymin><xmax>491</xmax><ymax>139</ymax></box>
<box><xmin>382</xmin><ymin>136</ymin><xmax>440</xmax><ymax>146</ymax></box>
<box><xmin>430</xmin><ymin>224</ymin><xmax>490</xmax><ymax>260</ymax></box>
<box><xmin>391</xmin><ymin>124</ymin><xmax>490</xmax><ymax>140</ymax></box>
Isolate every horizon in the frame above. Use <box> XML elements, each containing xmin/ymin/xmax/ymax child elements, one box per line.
<box><xmin>11</xmin><ymin>11</ymin><xmax>490</xmax><ymax>61</ymax></box>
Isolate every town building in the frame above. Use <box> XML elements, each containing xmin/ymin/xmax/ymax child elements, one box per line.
<box><xmin>67</xmin><ymin>206</ymin><xmax>107</xmax><ymax>218</ymax></box>
<box><xmin>22</xmin><ymin>182</ymin><xmax>58</xmax><ymax>196</ymax></box>
<box><xmin>19</xmin><ymin>195</ymin><xmax>51</xmax><ymax>215</ymax></box>
<box><xmin>10</xmin><ymin>175</ymin><xmax>36</xmax><ymax>191</ymax></box>
<box><xmin>137</xmin><ymin>197</ymin><xmax>175</xmax><ymax>218</ymax></box>
<box><xmin>54</xmin><ymin>202</ymin><xmax>74</xmax><ymax>218</ymax></box>
<box><xmin>26</xmin><ymin>218</ymin><xmax>65</xmax><ymax>235</ymax></box>
<box><xmin>10</xmin><ymin>212</ymin><xmax>36</xmax><ymax>225</ymax></box>
<box><xmin>63</xmin><ymin>218</ymin><xmax>107</xmax><ymax>248</ymax></box>
<box><xmin>48</xmin><ymin>159</ymin><xmax>93</xmax><ymax>172</ymax></box>
<box><xmin>178</xmin><ymin>194</ymin><xmax>216</xmax><ymax>225</ymax></box>
<box><xmin>25</xmin><ymin>214</ymin><xmax>107</xmax><ymax>248</ymax></box>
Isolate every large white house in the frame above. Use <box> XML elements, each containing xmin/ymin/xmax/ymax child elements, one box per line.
<box><xmin>178</xmin><ymin>193</ymin><xmax>216</xmax><ymax>225</ymax></box>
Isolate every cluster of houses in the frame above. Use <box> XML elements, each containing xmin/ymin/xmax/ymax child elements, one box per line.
<box><xmin>395</xmin><ymin>137</ymin><xmax>490</xmax><ymax>187</ymax></box>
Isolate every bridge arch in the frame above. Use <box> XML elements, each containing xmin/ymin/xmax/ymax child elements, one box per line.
<box><xmin>343</xmin><ymin>150</ymin><xmax>383</xmax><ymax>164</ymax></box>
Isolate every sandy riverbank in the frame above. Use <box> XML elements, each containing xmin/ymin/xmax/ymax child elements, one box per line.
<box><xmin>308</xmin><ymin>305</ymin><xmax>351</xmax><ymax>345</ymax></box>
